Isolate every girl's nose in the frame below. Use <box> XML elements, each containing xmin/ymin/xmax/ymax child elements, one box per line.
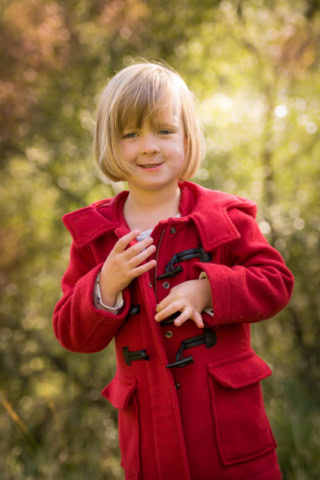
<box><xmin>141</xmin><ymin>134</ymin><xmax>160</xmax><ymax>155</ymax></box>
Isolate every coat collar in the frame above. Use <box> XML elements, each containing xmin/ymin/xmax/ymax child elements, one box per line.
<box><xmin>62</xmin><ymin>182</ymin><xmax>257</xmax><ymax>250</ymax></box>
<box><xmin>62</xmin><ymin>192</ymin><xmax>129</xmax><ymax>249</ymax></box>
<box><xmin>178</xmin><ymin>181</ymin><xmax>257</xmax><ymax>250</ymax></box>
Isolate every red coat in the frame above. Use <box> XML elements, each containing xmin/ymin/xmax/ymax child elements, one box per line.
<box><xmin>53</xmin><ymin>181</ymin><xmax>294</xmax><ymax>480</ymax></box>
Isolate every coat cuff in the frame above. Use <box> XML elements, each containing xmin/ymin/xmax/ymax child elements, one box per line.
<box><xmin>194</xmin><ymin>262</ymin><xmax>232</xmax><ymax>327</ymax></box>
<box><xmin>56</xmin><ymin>263</ymin><xmax>131</xmax><ymax>353</ymax></box>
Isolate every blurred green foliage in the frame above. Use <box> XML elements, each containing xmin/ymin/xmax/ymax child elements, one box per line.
<box><xmin>1</xmin><ymin>0</ymin><xmax>320</xmax><ymax>478</ymax></box>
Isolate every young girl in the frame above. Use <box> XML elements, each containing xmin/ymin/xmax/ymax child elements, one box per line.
<box><xmin>53</xmin><ymin>62</ymin><xmax>294</xmax><ymax>480</ymax></box>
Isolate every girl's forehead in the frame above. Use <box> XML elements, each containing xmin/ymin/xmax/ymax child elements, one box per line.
<box><xmin>121</xmin><ymin>87</ymin><xmax>182</xmax><ymax>129</ymax></box>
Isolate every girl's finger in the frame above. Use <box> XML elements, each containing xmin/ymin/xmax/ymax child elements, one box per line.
<box><xmin>155</xmin><ymin>301</ymin><xmax>183</xmax><ymax>322</ymax></box>
<box><xmin>131</xmin><ymin>259</ymin><xmax>157</xmax><ymax>278</ymax></box>
<box><xmin>123</xmin><ymin>236</ymin><xmax>154</xmax><ymax>260</ymax></box>
<box><xmin>173</xmin><ymin>306</ymin><xmax>193</xmax><ymax>327</ymax></box>
<box><xmin>156</xmin><ymin>294</ymin><xmax>176</xmax><ymax>313</ymax></box>
<box><xmin>127</xmin><ymin>243</ymin><xmax>156</xmax><ymax>267</ymax></box>
<box><xmin>113</xmin><ymin>230</ymin><xmax>141</xmax><ymax>253</ymax></box>
<box><xmin>191</xmin><ymin>311</ymin><xmax>205</xmax><ymax>329</ymax></box>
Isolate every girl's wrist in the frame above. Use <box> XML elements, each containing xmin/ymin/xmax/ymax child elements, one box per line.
<box><xmin>97</xmin><ymin>272</ymin><xmax>119</xmax><ymax>307</ymax></box>
<box><xmin>198</xmin><ymin>277</ymin><xmax>213</xmax><ymax>309</ymax></box>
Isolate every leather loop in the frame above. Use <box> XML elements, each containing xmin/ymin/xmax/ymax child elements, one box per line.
<box><xmin>166</xmin><ymin>328</ymin><xmax>217</xmax><ymax>368</ymax></box>
<box><xmin>161</xmin><ymin>312</ymin><xmax>180</xmax><ymax>325</ymax></box>
<box><xmin>156</xmin><ymin>246</ymin><xmax>211</xmax><ymax>280</ymax></box>
<box><xmin>166</xmin><ymin>356</ymin><xmax>194</xmax><ymax>369</ymax></box>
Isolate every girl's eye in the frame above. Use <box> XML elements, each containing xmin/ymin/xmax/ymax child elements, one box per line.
<box><xmin>123</xmin><ymin>132</ymin><xmax>137</xmax><ymax>139</ymax></box>
<box><xmin>159</xmin><ymin>129</ymin><xmax>171</xmax><ymax>135</ymax></box>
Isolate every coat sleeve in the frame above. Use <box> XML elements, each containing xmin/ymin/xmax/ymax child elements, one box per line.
<box><xmin>53</xmin><ymin>242</ymin><xmax>131</xmax><ymax>353</ymax></box>
<box><xmin>194</xmin><ymin>207</ymin><xmax>294</xmax><ymax>326</ymax></box>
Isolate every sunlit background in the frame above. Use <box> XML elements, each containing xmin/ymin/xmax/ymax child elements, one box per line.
<box><xmin>1</xmin><ymin>0</ymin><xmax>320</xmax><ymax>478</ymax></box>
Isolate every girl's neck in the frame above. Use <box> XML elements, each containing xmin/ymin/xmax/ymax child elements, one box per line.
<box><xmin>124</xmin><ymin>184</ymin><xmax>181</xmax><ymax>232</ymax></box>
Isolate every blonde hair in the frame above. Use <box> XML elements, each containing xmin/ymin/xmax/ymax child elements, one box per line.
<box><xmin>94</xmin><ymin>62</ymin><xmax>205</xmax><ymax>182</ymax></box>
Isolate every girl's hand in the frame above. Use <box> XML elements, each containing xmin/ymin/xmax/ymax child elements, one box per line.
<box><xmin>155</xmin><ymin>278</ymin><xmax>212</xmax><ymax>329</ymax></box>
<box><xmin>99</xmin><ymin>230</ymin><xmax>156</xmax><ymax>306</ymax></box>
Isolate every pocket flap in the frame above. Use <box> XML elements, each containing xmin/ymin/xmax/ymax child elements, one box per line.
<box><xmin>208</xmin><ymin>350</ymin><xmax>272</xmax><ymax>389</ymax></box>
<box><xmin>101</xmin><ymin>375</ymin><xmax>137</xmax><ymax>409</ymax></box>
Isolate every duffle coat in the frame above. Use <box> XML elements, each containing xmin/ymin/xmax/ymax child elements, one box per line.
<box><xmin>53</xmin><ymin>181</ymin><xmax>294</xmax><ymax>480</ymax></box>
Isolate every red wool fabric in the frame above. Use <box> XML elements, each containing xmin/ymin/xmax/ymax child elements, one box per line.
<box><xmin>53</xmin><ymin>181</ymin><xmax>294</xmax><ymax>480</ymax></box>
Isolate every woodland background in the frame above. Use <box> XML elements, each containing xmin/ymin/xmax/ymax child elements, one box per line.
<box><xmin>1</xmin><ymin>0</ymin><xmax>320</xmax><ymax>478</ymax></box>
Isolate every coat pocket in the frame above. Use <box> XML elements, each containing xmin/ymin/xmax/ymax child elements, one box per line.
<box><xmin>208</xmin><ymin>350</ymin><xmax>276</xmax><ymax>466</ymax></box>
<box><xmin>101</xmin><ymin>375</ymin><xmax>141</xmax><ymax>480</ymax></box>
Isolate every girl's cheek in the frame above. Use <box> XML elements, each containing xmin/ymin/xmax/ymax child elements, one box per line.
<box><xmin>174</xmin><ymin>145</ymin><xmax>185</xmax><ymax>156</ymax></box>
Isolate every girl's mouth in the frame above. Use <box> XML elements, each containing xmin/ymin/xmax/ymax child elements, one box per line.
<box><xmin>139</xmin><ymin>163</ymin><xmax>163</xmax><ymax>169</ymax></box>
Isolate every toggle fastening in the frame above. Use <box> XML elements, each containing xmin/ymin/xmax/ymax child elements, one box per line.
<box><xmin>166</xmin><ymin>328</ymin><xmax>217</xmax><ymax>368</ymax></box>
<box><xmin>123</xmin><ymin>346</ymin><xmax>150</xmax><ymax>366</ymax></box>
<box><xmin>156</xmin><ymin>246</ymin><xmax>211</xmax><ymax>280</ymax></box>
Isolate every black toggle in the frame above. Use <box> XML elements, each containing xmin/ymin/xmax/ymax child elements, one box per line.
<box><xmin>157</xmin><ymin>265</ymin><xmax>183</xmax><ymax>279</ymax></box>
<box><xmin>125</xmin><ymin>304</ymin><xmax>140</xmax><ymax>322</ymax></box>
<box><xmin>166</xmin><ymin>328</ymin><xmax>217</xmax><ymax>368</ymax></box>
<box><xmin>161</xmin><ymin>311</ymin><xmax>181</xmax><ymax>325</ymax></box>
<box><xmin>129</xmin><ymin>304</ymin><xmax>140</xmax><ymax>316</ymax></box>
<box><xmin>156</xmin><ymin>246</ymin><xmax>211</xmax><ymax>280</ymax></box>
<box><xmin>123</xmin><ymin>346</ymin><xmax>149</xmax><ymax>366</ymax></box>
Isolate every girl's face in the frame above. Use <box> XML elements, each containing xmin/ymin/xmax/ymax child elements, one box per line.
<box><xmin>119</xmin><ymin>89</ymin><xmax>187</xmax><ymax>196</ymax></box>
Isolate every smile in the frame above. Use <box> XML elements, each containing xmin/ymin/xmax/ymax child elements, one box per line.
<box><xmin>138</xmin><ymin>163</ymin><xmax>163</xmax><ymax>169</ymax></box>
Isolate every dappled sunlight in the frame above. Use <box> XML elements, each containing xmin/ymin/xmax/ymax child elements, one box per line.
<box><xmin>1</xmin><ymin>0</ymin><xmax>320</xmax><ymax>479</ymax></box>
